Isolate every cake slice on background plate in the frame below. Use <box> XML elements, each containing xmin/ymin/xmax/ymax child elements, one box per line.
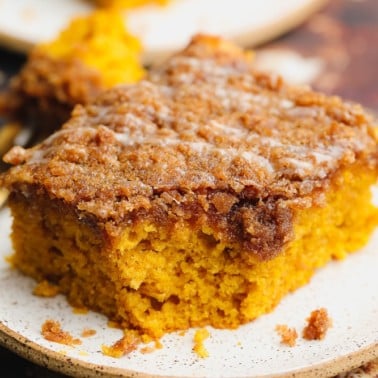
<box><xmin>0</xmin><ymin>8</ymin><xmax>145</xmax><ymax>139</ymax></box>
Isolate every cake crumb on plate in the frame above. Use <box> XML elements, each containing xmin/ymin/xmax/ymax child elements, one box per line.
<box><xmin>41</xmin><ymin>319</ymin><xmax>81</xmax><ymax>346</ymax></box>
<box><xmin>303</xmin><ymin>308</ymin><xmax>332</xmax><ymax>340</ymax></box>
<box><xmin>33</xmin><ymin>280</ymin><xmax>59</xmax><ymax>297</ymax></box>
<box><xmin>193</xmin><ymin>328</ymin><xmax>210</xmax><ymax>358</ymax></box>
<box><xmin>102</xmin><ymin>331</ymin><xmax>140</xmax><ymax>358</ymax></box>
<box><xmin>81</xmin><ymin>328</ymin><xmax>97</xmax><ymax>338</ymax></box>
<box><xmin>275</xmin><ymin>324</ymin><xmax>298</xmax><ymax>347</ymax></box>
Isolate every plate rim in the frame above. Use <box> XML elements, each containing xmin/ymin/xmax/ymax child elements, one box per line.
<box><xmin>1</xmin><ymin>308</ymin><xmax>377</xmax><ymax>378</ymax></box>
<box><xmin>142</xmin><ymin>0</ymin><xmax>329</xmax><ymax>64</ymax></box>
<box><xmin>0</xmin><ymin>0</ymin><xmax>329</xmax><ymax>64</ymax></box>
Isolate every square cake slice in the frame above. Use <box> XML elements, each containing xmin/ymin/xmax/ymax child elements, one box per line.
<box><xmin>2</xmin><ymin>35</ymin><xmax>378</xmax><ymax>338</ymax></box>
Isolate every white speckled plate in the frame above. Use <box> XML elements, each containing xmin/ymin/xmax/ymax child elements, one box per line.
<box><xmin>0</xmin><ymin>0</ymin><xmax>327</xmax><ymax>63</ymax></box>
<box><xmin>0</xmin><ymin>202</ymin><xmax>378</xmax><ymax>378</ymax></box>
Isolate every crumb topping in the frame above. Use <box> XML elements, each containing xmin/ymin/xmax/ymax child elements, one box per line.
<box><xmin>41</xmin><ymin>319</ymin><xmax>82</xmax><ymax>346</ymax></box>
<box><xmin>275</xmin><ymin>324</ymin><xmax>298</xmax><ymax>347</ymax></box>
<box><xmin>2</xmin><ymin>35</ymin><xmax>378</xmax><ymax>260</ymax></box>
<box><xmin>302</xmin><ymin>308</ymin><xmax>332</xmax><ymax>340</ymax></box>
<box><xmin>0</xmin><ymin>51</ymin><xmax>104</xmax><ymax>133</ymax></box>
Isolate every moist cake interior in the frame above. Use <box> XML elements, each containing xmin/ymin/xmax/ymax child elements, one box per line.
<box><xmin>7</xmin><ymin>163</ymin><xmax>377</xmax><ymax>338</ymax></box>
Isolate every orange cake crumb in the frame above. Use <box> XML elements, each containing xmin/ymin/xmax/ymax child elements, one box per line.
<box><xmin>81</xmin><ymin>328</ymin><xmax>97</xmax><ymax>337</ymax></box>
<box><xmin>102</xmin><ymin>331</ymin><xmax>140</xmax><ymax>358</ymax></box>
<box><xmin>33</xmin><ymin>280</ymin><xmax>59</xmax><ymax>297</ymax></box>
<box><xmin>41</xmin><ymin>320</ymin><xmax>82</xmax><ymax>346</ymax></box>
<box><xmin>302</xmin><ymin>308</ymin><xmax>332</xmax><ymax>340</ymax></box>
<box><xmin>193</xmin><ymin>328</ymin><xmax>210</xmax><ymax>358</ymax></box>
<box><xmin>275</xmin><ymin>324</ymin><xmax>298</xmax><ymax>347</ymax></box>
<box><xmin>73</xmin><ymin>307</ymin><xmax>89</xmax><ymax>315</ymax></box>
<box><xmin>154</xmin><ymin>339</ymin><xmax>163</xmax><ymax>349</ymax></box>
<box><xmin>140</xmin><ymin>345</ymin><xmax>155</xmax><ymax>354</ymax></box>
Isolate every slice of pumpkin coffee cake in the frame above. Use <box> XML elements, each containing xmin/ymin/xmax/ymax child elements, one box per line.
<box><xmin>2</xmin><ymin>35</ymin><xmax>378</xmax><ymax>338</ymax></box>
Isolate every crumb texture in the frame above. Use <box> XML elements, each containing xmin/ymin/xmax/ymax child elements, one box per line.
<box><xmin>81</xmin><ymin>328</ymin><xmax>97</xmax><ymax>337</ymax></box>
<box><xmin>275</xmin><ymin>324</ymin><xmax>298</xmax><ymax>347</ymax></box>
<box><xmin>302</xmin><ymin>308</ymin><xmax>332</xmax><ymax>340</ymax></box>
<box><xmin>33</xmin><ymin>280</ymin><xmax>59</xmax><ymax>297</ymax></box>
<box><xmin>193</xmin><ymin>328</ymin><xmax>210</xmax><ymax>358</ymax></box>
<box><xmin>41</xmin><ymin>320</ymin><xmax>81</xmax><ymax>346</ymax></box>
<box><xmin>101</xmin><ymin>331</ymin><xmax>140</xmax><ymax>358</ymax></box>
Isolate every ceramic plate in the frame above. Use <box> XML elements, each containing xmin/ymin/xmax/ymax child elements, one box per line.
<box><xmin>0</xmin><ymin>200</ymin><xmax>378</xmax><ymax>378</ymax></box>
<box><xmin>0</xmin><ymin>0</ymin><xmax>327</xmax><ymax>63</ymax></box>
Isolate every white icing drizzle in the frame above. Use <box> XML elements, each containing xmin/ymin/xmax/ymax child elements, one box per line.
<box><xmin>22</xmin><ymin>53</ymin><xmax>373</xmax><ymax>190</ymax></box>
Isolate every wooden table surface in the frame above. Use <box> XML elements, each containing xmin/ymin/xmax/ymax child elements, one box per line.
<box><xmin>0</xmin><ymin>0</ymin><xmax>377</xmax><ymax>376</ymax></box>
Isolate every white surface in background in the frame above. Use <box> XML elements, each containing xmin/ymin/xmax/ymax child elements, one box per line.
<box><xmin>254</xmin><ymin>49</ymin><xmax>324</xmax><ymax>85</ymax></box>
<box><xmin>0</xmin><ymin>0</ymin><xmax>326</xmax><ymax>63</ymax></box>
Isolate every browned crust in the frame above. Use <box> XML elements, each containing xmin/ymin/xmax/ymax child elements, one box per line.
<box><xmin>2</xmin><ymin>35</ymin><xmax>378</xmax><ymax>260</ymax></box>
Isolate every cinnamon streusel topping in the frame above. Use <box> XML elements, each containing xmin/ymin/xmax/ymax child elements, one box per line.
<box><xmin>3</xmin><ymin>35</ymin><xmax>378</xmax><ymax>259</ymax></box>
